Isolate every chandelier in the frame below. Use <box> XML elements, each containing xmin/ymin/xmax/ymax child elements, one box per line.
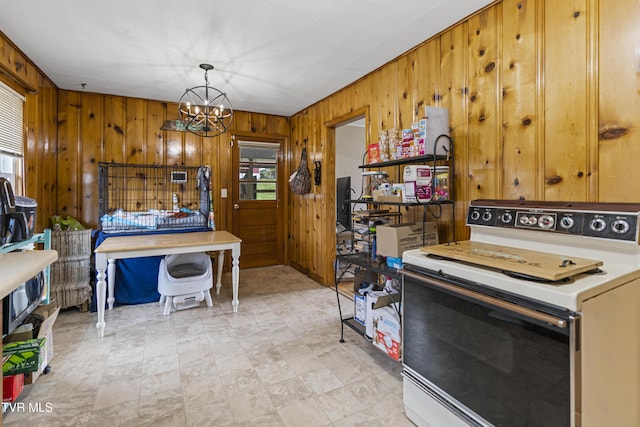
<box><xmin>178</xmin><ymin>63</ymin><xmax>233</xmax><ymax>137</ymax></box>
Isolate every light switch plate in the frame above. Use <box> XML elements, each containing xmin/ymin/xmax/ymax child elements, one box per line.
<box><xmin>221</xmin><ymin>188</ymin><xmax>227</xmax><ymax>198</ymax></box>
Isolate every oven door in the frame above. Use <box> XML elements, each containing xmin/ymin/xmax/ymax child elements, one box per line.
<box><xmin>401</xmin><ymin>266</ymin><xmax>580</xmax><ymax>427</ymax></box>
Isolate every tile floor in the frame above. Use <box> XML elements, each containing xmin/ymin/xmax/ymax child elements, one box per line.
<box><xmin>3</xmin><ymin>266</ymin><xmax>414</xmax><ymax>426</ymax></box>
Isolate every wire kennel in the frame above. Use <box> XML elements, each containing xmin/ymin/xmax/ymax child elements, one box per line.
<box><xmin>98</xmin><ymin>163</ymin><xmax>211</xmax><ymax>233</ymax></box>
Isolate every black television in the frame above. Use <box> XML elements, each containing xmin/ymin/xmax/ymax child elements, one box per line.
<box><xmin>336</xmin><ymin>176</ymin><xmax>352</xmax><ymax>231</ymax></box>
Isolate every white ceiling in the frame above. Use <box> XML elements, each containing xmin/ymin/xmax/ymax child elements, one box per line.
<box><xmin>0</xmin><ymin>0</ymin><xmax>492</xmax><ymax>117</ymax></box>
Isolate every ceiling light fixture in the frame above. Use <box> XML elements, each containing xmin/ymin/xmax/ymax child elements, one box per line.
<box><xmin>178</xmin><ymin>63</ymin><xmax>233</xmax><ymax>138</ymax></box>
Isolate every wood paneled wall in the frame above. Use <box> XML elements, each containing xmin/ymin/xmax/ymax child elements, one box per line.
<box><xmin>1</xmin><ymin>31</ymin><xmax>289</xmax><ymax>236</ymax></box>
<box><xmin>4</xmin><ymin>0</ymin><xmax>640</xmax><ymax>287</ymax></box>
<box><xmin>0</xmin><ymin>34</ymin><xmax>57</xmax><ymax>233</ymax></box>
<box><xmin>289</xmin><ymin>0</ymin><xmax>640</xmax><ymax>286</ymax></box>
<box><xmin>56</xmin><ymin>92</ymin><xmax>289</xmax><ymax>232</ymax></box>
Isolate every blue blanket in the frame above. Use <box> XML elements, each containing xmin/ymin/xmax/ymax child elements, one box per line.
<box><xmin>90</xmin><ymin>228</ymin><xmax>208</xmax><ymax>311</ymax></box>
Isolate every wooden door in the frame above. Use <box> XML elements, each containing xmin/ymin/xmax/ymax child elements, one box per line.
<box><xmin>231</xmin><ymin>138</ymin><xmax>284</xmax><ymax>268</ymax></box>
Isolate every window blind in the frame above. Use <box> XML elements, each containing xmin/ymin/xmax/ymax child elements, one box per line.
<box><xmin>0</xmin><ymin>81</ymin><xmax>25</xmax><ymax>157</ymax></box>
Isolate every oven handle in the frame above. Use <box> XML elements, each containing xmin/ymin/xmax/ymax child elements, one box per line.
<box><xmin>402</xmin><ymin>269</ymin><xmax>567</xmax><ymax>329</ymax></box>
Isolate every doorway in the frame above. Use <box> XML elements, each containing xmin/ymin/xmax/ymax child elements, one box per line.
<box><xmin>334</xmin><ymin>116</ymin><xmax>367</xmax><ymax>288</ymax></box>
<box><xmin>231</xmin><ymin>137</ymin><xmax>285</xmax><ymax>269</ymax></box>
<box><xmin>335</xmin><ymin>117</ymin><xmax>366</xmax><ymax>209</ymax></box>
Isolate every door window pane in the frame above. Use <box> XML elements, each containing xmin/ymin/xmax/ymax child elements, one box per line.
<box><xmin>239</xmin><ymin>145</ymin><xmax>278</xmax><ymax>200</ymax></box>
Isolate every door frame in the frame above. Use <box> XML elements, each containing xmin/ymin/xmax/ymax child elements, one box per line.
<box><xmin>323</xmin><ymin>107</ymin><xmax>369</xmax><ymax>284</ymax></box>
<box><xmin>229</xmin><ymin>131</ymin><xmax>289</xmax><ymax>266</ymax></box>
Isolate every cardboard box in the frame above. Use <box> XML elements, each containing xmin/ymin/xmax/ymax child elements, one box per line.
<box><xmin>4</xmin><ymin>324</ymin><xmax>34</xmax><ymax>344</ymax></box>
<box><xmin>353</xmin><ymin>267</ymin><xmax>378</xmax><ymax>293</ymax></box>
<box><xmin>423</xmin><ymin>106</ymin><xmax>451</xmax><ymax>156</ymax></box>
<box><xmin>3</xmin><ymin>303</ymin><xmax>59</xmax><ymax>384</ymax></box>
<box><xmin>376</xmin><ymin>222</ymin><xmax>439</xmax><ymax>258</ymax></box>
<box><xmin>368</xmin><ymin>143</ymin><xmax>380</xmax><ymax>163</ymax></box>
<box><xmin>403</xmin><ymin>181</ymin><xmax>432</xmax><ymax>203</ymax></box>
<box><xmin>373</xmin><ymin>193</ymin><xmax>402</xmax><ymax>203</ymax></box>
<box><xmin>403</xmin><ymin>165</ymin><xmax>431</xmax><ymax>182</ymax></box>
<box><xmin>365</xmin><ymin>291</ymin><xmax>399</xmax><ymax>339</ymax></box>
<box><xmin>24</xmin><ymin>304</ymin><xmax>59</xmax><ymax>385</ymax></box>
<box><xmin>2</xmin><ymin>338</ymin><xmax>46</xmax><ymax>375</ymax></box>
<box><xmin>354</xmin><ymin>294</ymin><xmax>366</xmax><ymax>325</ymax></box>
<box><xmin>33</xmin><ymin>302</ymin><xmax>59</xmax><ymax>321</ymax></box>
<box><xmin>371</xmin><ymin>300</ymin><xmax>402</xmax><ymax>361</ymax></box>
<box><xmin>386</xmin><ymin>256</ymin><xmax>402</xmax><ymax>269</ymax></box>
<box><xmin>403</xmin><ymin>166</ymin><xmax>432</xmax><ymax>203</ymax></box>
<box><xmin>3</xmin><ymin>374</ymin><xmax>24</xmax><ymax>403</ymax></box>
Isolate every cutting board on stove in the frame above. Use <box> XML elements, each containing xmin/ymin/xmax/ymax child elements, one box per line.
<box><xmin>420</xmin><ymin>241</ymin><xmax>603</xmax><ymax>281</ymax></box>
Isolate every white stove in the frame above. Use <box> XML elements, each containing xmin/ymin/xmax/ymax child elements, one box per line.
<box><xmin>403</xmin><ymin>199</ymin><xmax>640</xmax><ymax>312</ymax></box>
<box><xmin>400</xmin><ymin>199</ymin><xmax>640</xmax><ymax>427</ymax></box>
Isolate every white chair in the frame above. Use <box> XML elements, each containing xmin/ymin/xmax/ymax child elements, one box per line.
<box><xmin>158</xmin><ymin>252</ymin><xmax>213</xmax><ymax>315</ymax></box>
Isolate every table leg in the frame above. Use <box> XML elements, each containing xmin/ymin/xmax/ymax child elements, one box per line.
<box><xmin>231</xmin><ymin>244</ymin><xmax>240</xmax><ymax>312</ymax></box>
<box><xmin>95</xmin><ymin>254</ymin><xmax>107</xmax><ymax>338</ymax></box>
<box><xmin>107</xmin><ymin>259</ymin><xmax>116</xmax><ymax>310</ymax></box>
<box><xmin>215</xmin><ymin>250</ymin><xmax>224</xmax><ymax>294</ymax></box>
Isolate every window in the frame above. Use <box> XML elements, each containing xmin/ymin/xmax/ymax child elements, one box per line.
<box><xmin>0</xmin><ymin>81</ymin><xmax>25</xmax><ymax>194</ymax></box>
<box><xmin>238</xmin><ymin>142</ymin><xmax>279</xmax><ymax>201</ymax></box>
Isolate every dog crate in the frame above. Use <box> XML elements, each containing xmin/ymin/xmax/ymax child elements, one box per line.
<box><xmin>98</xmin><ymin>163</ymin><xmax>211</xmax><ymax>233</ymax></box>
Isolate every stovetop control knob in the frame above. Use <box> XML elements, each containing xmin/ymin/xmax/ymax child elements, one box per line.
<box><xmin>500</xmin><ymin>212</ymin><xmax>513</xmax><ymax>224</ymax></box>
<box><xmin>470</xmin><ymin>210</ymin><xmax>481</xmax><ymax>221</ymax></box>
<box><xmin>612</xmin><ymin>219</ymin><xmax>630</xmax><ymax>234</ymax></box>
<box><xmin>482</xmin><ymin>210</ymin><xmax>493</xmax><ymax>222</ymax></box>
<box><xmin>538</xmin><ymin>215</ymin><xmax>555</xmax><ymax>229</ymax></box>
<box><xmin>559</xmin><ymin>216</ymin><xmax>575</xmax><ymax>230</ymax></box>
<box><xmin>589</xmin><ymin>218</ymin><xmax>607</xmax><ymax>232</ymax></box>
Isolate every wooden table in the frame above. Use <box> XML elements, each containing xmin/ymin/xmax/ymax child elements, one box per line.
<box><xmin>0</xmin><ymin>250</ymin><xmax>58</xmax><ymax>300</ymax></box>
<box><xmin>94</xmin><ymin>230</ymin><xmax>241</xmax><ymax>337</ymax></box>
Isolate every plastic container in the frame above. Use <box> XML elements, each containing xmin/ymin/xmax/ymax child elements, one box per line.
<box><xmin>433</xmin><ymin>167</ymin><xmax>450</xmax><ymax>201</ymax></box>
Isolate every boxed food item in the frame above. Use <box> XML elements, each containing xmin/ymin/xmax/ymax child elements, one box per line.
<box><xmin>378</xmin><ymin>130</ymin><xmax>390</xmax><ymax>162</ymax></box>
<box><xmin>403</xmin><ymin>181</ymin><xmax>432</xmax><ymax>203</ymax></box>
<box><xmin>403</xmin><ymin>166</ymin><xmax>432</xmax><ymax>203</ymax></box>
<box><xmin>403</xmin><ymin>165</ymin><xmax>431</xmax><ymax>182</ymax></box>
<box><xmin>387</xmin><ymin>128</ymin><xmax>400</xmax><ymax>160</ymax></box>
<box><xmin>413</xmin><ymin>120</ymin><xmax>426</xmax><ymax>156</ymax></box>
<box><xmin>376</xmin><ymin>222</ymin><xmax>439</xmax><ymax>258</ymax></box>
<box><xmin>368</xmin><ymin>143</ymin><xmax>380</xmax><ymax>164</ymax></box>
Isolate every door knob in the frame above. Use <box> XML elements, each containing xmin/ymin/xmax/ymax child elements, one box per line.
<box><xmin>233</xmin><ymin>203</ymin><xmax>240</xmax><ymax>209</ymax></box>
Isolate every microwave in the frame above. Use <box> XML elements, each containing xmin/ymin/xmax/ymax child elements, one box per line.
<box><xmin>2</xmin><ymin>271</ymin><xmax>44</xmax><ymax>335</ymax></box>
